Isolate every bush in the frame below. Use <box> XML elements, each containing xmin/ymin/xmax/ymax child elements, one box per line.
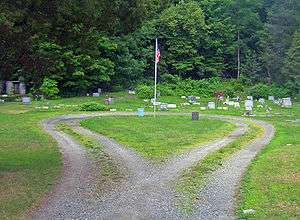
<box><xmin>79</xmin><ymin>102</ymin><xmax>107</xmax><ymax>111</ymax></box>
<box><xmin>136</xmin><ymin>84</ymin><xmax>153</xmax><ymax>99</ymax></box>
<box><xmin>246</xmin><ymin>83</ymin><xmax>289</xmax><ymax>99</ymax></box>
<box><xmin>40</xmin><ymin>78</ymin><xmax>59</xmax><ymax>99</ymax></box>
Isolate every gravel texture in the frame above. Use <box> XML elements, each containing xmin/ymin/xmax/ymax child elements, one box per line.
<box><xmin>28</xmin><ymin>112</ymin><xmax>274</xmax><ymax>220</ymax></box>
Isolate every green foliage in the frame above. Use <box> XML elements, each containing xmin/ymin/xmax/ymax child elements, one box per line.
<box><xmin>246</xmin><ymin>83</ymin><xmax>290</xmax><ymax>99</ymax></box>
<box><xmin>136</xmin><ymin>84</ymin><xmax>153</xmax><ymax>99</ymax></box>
<box><xmin>79</xmin><ymin>102</ymin><xmax>107</xmax><ymax>111</ymax></box>
<box><xmin>40</xmin><ymin>78</ymin><xmax>59</xmax><ymax>99</ymax></box>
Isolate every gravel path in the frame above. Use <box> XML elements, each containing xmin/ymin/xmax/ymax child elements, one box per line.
<box><xmin>28</xmin><ymin>113</ymin><xmax>274</xmax><ymax>220</ymax></box>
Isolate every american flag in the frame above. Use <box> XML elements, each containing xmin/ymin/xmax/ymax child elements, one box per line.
<box><xmin>156</xmin><ymin>48</ymin><xmax>160</xmax><ymax>63</ymax></box>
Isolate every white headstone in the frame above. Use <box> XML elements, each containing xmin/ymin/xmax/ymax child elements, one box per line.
<box><xmin>22</xmin><ymin>97</ymin><xmax>31</xmax><ymax>105</ymax></box>
<box><xmin>258</xmin><ymin>98</ymin><xmax>265</xmax><ymax>104</ymax></box>
<box><xmin>128</xmin><ymin>90</ymin><xmax>135</xmax><ymax>95</ymax></box>
<box><xmin>92</xmin><ymin>93</ymin><xmax>100</xmax><ymax>97</ymax></box>
<box><xmin>207</xmin><ymin>102</ymin><xmax>216</xmax><ymax>109</ymax></box>
<box><xmin>282</xmin><ymin>98</ymin><xmax>292</xmax><ymax>107</ymax></box>
<box><xmin>245</xmin><ymin>100</ymin><xmax>253</xmax><ymax>111</ymax></box>
<box><xmin>167</xmin><ymin>104</ymin><xmax>177</xmax><ymax>109</ymax></box>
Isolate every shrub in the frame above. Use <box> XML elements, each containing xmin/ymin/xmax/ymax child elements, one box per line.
<box><xmin>40</xmin><ymin>78</ymin><xmax>59</xmax><ymax>99</ymax></box>
<box><xmin>79</xmin><ymin>102</ymin><xmax>107</xmax><ymax>111</ymax></box>
<box><xmin>136</xmin><ymin>84</ymin><xmax>153</xmax><ymax>99</ymax></box>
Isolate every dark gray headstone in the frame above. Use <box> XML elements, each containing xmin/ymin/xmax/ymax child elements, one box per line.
<box><xmin>192</xmin><ymin>112</ymin><xmax>199</xmax><ymax>120</ymax></box>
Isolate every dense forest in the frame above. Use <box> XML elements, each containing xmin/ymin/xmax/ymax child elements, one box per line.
<box><xmin>0</xmin><ymin>0</ymin><xmax>299</xmax><ymax>96</ymax></box>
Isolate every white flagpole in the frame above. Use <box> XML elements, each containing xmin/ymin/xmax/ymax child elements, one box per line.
<box><xmin>154</xmin><ymin>38</ymin><xmax>158</xmax><ymax>117</ymax></box>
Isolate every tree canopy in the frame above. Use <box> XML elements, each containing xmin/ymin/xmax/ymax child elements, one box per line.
<box><xmin>0</xmin><ymin>0</ymin><xmax>299</xmax><ymax>95</ymax></box>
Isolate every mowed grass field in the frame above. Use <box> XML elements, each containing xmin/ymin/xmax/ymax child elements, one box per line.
<box><xmin>238</xmin><ymin>118</ymin><xmax>300</xmax><ymax>219</ymax></box>
<box><xmin>81</xmin><ymin>116</ymin><xmax>235</xmax><ymax>159</ymax></box>
<box><xmin>0</xmin><ymin>111</ymin><xmax>62</xmax><ymax>220</ymax></box>
<box><xmin>0</xmin><ymin>94</ymin><xmax>299</xmax><ymax>219</ymax></box>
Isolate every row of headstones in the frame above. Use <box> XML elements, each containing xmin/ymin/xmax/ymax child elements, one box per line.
<box><xmin>0</xmin><ymin>81</ymin><xmax>26</xmax><ymax>95</ymax></box>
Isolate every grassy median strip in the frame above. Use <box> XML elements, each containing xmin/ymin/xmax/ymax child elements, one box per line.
<box><xmin>237</xmin><ymin>118</ymin><xmax>300</xmax><ymax>219</ymax></box>
<box><xmin>81</xmin><ymin>116</ymin><xmax>235</xmax><ymax>160</ymax></box>
<box><xmin>57</xmin><ymin>123</ymin><xmax>122</xmax><ymax>190</ymax></box>
<box><xmin>176</xmin><ymin>122</ymin><xmax>264</xmax><ymax>215</ymax></box>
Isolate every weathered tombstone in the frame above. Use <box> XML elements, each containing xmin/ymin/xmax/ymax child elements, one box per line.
<box><xmin>105</xmin><ymin>97</ymin><xmax>114</xmax><ymax>105</ymax></box>
<box><xmin>92</xmin><ymin>93</ymin><xmax>100</xmax><ymax>97</ymax></box>
<box><xmin>187</xmin><ymin>96</ymin><xmax>197</xmax><ymax>103</ymax></box>
<box><xmin>192</xmin><ymin>112</ymin><xmax>199</xmax><ymax>120</ymax></box>
<box><xmin>207</xmin><ymin>102</ymin><xmax>216</xmax><ymax>109</ymax></box>
<box><xmin>157</xmin><ymin>92</ymin><xmax>161</xmax><ymax>97</ymax></box>
<box><xmin>137</xmin><ymin>108</ymin><xmax>145</xmax><ymax>117</ymax></box>
<box><xmin>160</xmin><ymin>103</ymin><xmax>168</xmax><ymax>111</ymax></box>
<box><xmin>247</xmin><ymin>96</ymin><xmax>253</xmax><ymax>100</ymax></box>
<box><xmin>5</xmin><ymin>81</ymin><xmax>13</xmax><ymax>94</ymax></box>
<box><xmin>128</xmin><ymin>90</ymin><xmax>135</xmax><ymax>95</ymax></box>
<box><xmin>245</xmin><ymin>100</ymin><xmax>253</xmax><ymax>114</ymax></box>
<box><xmin>0</xmin><ymin>99</ymin><xmax>4</xmax><ymax>103</ymax></box>
<box><xmin>167</xmin><ymin>104</ymin><xmax>177</xmax><ymax>109</ymax></box>
<box><xmin>22</xmin><ymin>97</ymin><xmax>31</xmax><ymax>105</ymax></box>
<box><xmin>282</xmin><ymin>97</ymin><xmax>292</xmax><ymax>108</ymax></box>
<box><xmin>268</xmin><ymin>96</ymin><xmax>275</xmax><ymax>101</ymax></box>
<box><xmin>98</xmin><ymin>88</ymin><xmax>102</xmax><ymax>94</ymax></box>
<box><xmin>258</xmin><ymin>98</ymin><xmax>265</xmax><ymax>104</ymax></box>
<box><xmin>19</xmin><ymin>82</ymin><xmax>26</xmax><ymax>95</ymax></box>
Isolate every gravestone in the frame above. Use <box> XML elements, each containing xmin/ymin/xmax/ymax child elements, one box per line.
<box><xmin>5</xmin><ymin>81</ymin><xmax>13</xmax><ymax>94</ymax></box>
<box><xmin>128</xmin><ymin>90</ymin><xmax>135</xmax><ymax>95</ymax></box>
<box><xmin>268</xmin><ymin>96</ymin><xmax>275</xmax><ymax>101</ymax></box>
<box><xmin>22</xmin><ymin>97</ymin><xmax>31</xmax><ymax>105</ymax></box>
<box><xmin>192</xmin><ymin>112</ymin><xmax>199</xmax><ymax>120</ymax></box>
<box><xmin>282</xmin><ymin>97</ymin><xmax>292</xmax><ymax>107</ymax></box>
<box><xmin>207</xmin><ymin>102</ymin><xmax>216</xmax><ymax>109</ymax></box>
<box><xmin>187</xmin><ymin>96</ymin><xmax>197</xmax><ymax>103</ymax></box>
<box><xmin>245</xmin><ymin>100</ymin><xmax>253</xmax><ymax>111</ymax></box>
<box><xmin>0</xmin><ymin>99</ymin><xmax>4</xmax><ymax>103</ymax></box>
<box><xmin>92</xmin><ymin>93</ymin><xmax>100</xmax><ymax>97</ymax></box>
<box><xmin>105</xmin><ymin>97</ymin><xmax>114</xmax><ymax>105</ymax></box>
<box><xmin>97</xmin><ymin>88</ymin><xmax>102</xmax><ymax>94</ymax></box>
<box><xmin>160</xmin><ymin>103</ymin><xmax>168</xmax><ymax>111</ymax></box>
<box><xmin>167</xmin><ymin>104</ymin><xmax>177</xmax><ymax>109</ymax></box>
<box><xmin>19</xmin><ymin>82</ymin><xmax>26</xmax><ymax>95</ymax></box>
<box><xmin>258</xmin><ymin>98</ymin><xmax>265</xmax><ymax>104</ymax></box>
<box><xmin>137</xmin><ymin>108</ymin><xmax>145</xmax><ymax>117</ymax></box>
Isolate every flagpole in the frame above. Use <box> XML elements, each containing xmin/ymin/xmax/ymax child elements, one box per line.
<box><xmin>154</xmin><ymin>38</ymin><xmax>158</xmax><ymax>117</ymax></box>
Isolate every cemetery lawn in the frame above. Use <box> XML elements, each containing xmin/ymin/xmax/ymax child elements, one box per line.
<box><xmin>176</xmin><ymin>122</ymin><xmax>264</xmax><ymax>215</ymax></box>
<box><xmin>238</xmin><ymin>117</ymin><xmax>300</xmax><ymax>219</ymax></box>
<box><xmin>0</xmin><ymin>111</ymin><xmax>62</xmax><ymax>220</ymax></box>
<box><xmin>81</xmin><ymin>116</ymin><xmax>235</xmax><ymax>160</ymax></box>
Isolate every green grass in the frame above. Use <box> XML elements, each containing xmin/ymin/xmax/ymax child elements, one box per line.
<box><xmin>81</xmin><ymin>116</ymin><xmax>235</xmax><ymax>160</ymax></box>
<box><xmin>176</xmin><ymin>122</ymin><xmax>264</xmax><ymax>215</ymax></box>
<box><xmin>0</xmin><ymin>111</ymin><xmax>63</xmax><ymax>220</ymax></box>
<box><xmin>0</xmin><ymin>93</ymin><xmax>299</xmax><ymax>219</ymax></box>
<box><xmin>237</xmin><ymin>118</ymin><xmax>300</xmax><ymax>219</ymax></box>
<box><xmin>57</xmin><ymin>123</ymin><xmax>122</xmax><ymax>191</ymax></box>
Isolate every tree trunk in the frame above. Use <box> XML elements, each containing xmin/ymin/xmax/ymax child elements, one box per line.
<box><xmin>237</xmin><ymin>30</ymin><xmax>240</xmax><ymax>79</ymax></box>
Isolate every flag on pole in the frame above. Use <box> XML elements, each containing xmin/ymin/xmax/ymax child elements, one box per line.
<box><xmin>155</xmin><ymin>45</ymin><xmax>160</xmax><ymax>63</ymax></box>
